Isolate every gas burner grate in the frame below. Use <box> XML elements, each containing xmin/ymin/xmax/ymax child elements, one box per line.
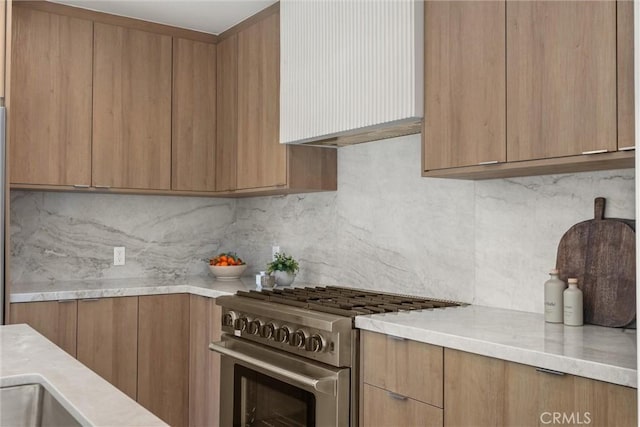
<box><xmin>236</xmin><ymin>286</ymin><xmax>462</xmax><ymax>317</ymax></box>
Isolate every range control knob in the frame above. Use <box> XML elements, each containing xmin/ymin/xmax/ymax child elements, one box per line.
<box><xmin>275</xmin><ymin>326</ymin><xmax>291</xmax><ymax>343</ymax></box>
<box><xmin>306</xmin><ymin>334</ymin><xmax>325</xmax><ymax>353</ymax></box>
<box><xmin>222</xmin><ymin>311</ymin><xmax>238</xmax><ymax>328</ymax></box>
<box><xmin>234</xmin><ymin>316</ymin><xmax>249</xmax><ymax>332</ymax></box>
<box><xmin>261</xmin><ymin>322</ymin><xmax>276</xmax><ymax>339</ymax></box>
<box><xmin>247</xmin><ymin>319</ymin><xmax>263</xmax><ymax>335</ymax></box>
<box><xmin>290</xmin><ymin>329</ymin><xmax>309</xmax><ymax>349</ymax></box>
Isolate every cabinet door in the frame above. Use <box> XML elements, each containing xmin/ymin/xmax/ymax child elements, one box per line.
<box><xmin>93</xmin><ymin>23</ymin><xmax>172</xmax><ymax>190</ymax></box>
<box><xmin>445</xmin><ymin>348</ymin><xmax>638</xmax><ymax>427</ymax></box>
<box><xmin>138</xmin><ymin>294</ymin><xmax>189</xmax><ymax>427</ymax></box>
<box><xmin>172</xmin><ymin>38</ymin><xmax>217</xmax><ymax>191</ymax></box>
<box><xmin>423</xmin><ymin>1</ymin><xmax>506</xmax><ymax>171</ymax></box>
<box><xmin>10</xmin><ymin>300</ymin><xmax>77</xmax><ymax>357</ymax></box>
<box><xmin>506</xmin><ymin>1</ymin><xmax>617</xmax><ymax>161</ymax></box>
<box><xmin>362</xmin><ymin>384</ymin><xmax>443</xmax><ymax>427</ymax></box>
<box><xmin>215</xmin><ymin>34</ymin><xmax>238</xmax><ymax>192</ymax></box>
<box><xmin>236</xmin><ymin>11</ymin><xmax>286</xmax><ymax>190</ymax></box>
<box><xmin>362</xmin><ymin>331</ymin><xmax>443</xmax><ymax>408</ymax></box>
<box><xmin>189</xmin><ymin>295</ymin><xmax>221</xmax><ymax>427</ymax></box>
<box><xmin>10</xmin><ymin>6</ymin><xmax>92</xmax><ymax>185</ymax></box>
<box><xmin>77</xmin><ymin>297</ymin><xmax>138</xmax><ymax>400</ymax></box>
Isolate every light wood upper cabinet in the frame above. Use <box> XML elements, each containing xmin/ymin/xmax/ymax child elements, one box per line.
<box><xmin>92</xmin><ymin>23</ymin><xmax>172</xmax><ymax>190</ymax></box>
<box><xmin>236</xmin><ymin>10</ymin><xmax>286</xmax><ymax>190</ymax></box>
<box><xmin>137</xmin><ymin>294</ymin><xmax>189</xmax><ymax>427</ymax></box>
<box><xmin>444</xmin><ymin>348</ymin><xmax>637</xmax><ymax>427</ymax></box>
<box><xmin>10</xmin><ymin>6</ymin><xmax>92</xmax><ymax>186</ymax></box>
<box><xmin>10</xmin><ymin>300</ymin><xmax>77</xmax><ymax>357</ymax></box>
<box><xmin>172</xmin><ymin>38</ymin><xmax>217</xmax><ymax>192</ymax></box>
<box><xmin>423</xmin><ymin>0</ymin><xmax>634</xmax><ymax>179</ymax></box>
<box><xmin>215</xmin><ymin>34</ymin><xmax>238</xmax><ymax>192</ymax></box>
<box><xmin>506</xmin><ymin>1</ymin><xmax>617</xmax><ymax>161</ymax></box>
<box><xmin>423</xmin><ymin>1</ymin><xmax>506</xmax><ymax>170</ymax></box>
<box><xmin>77</xmin><ymin>297</ymin><xmax>138</xmax><ymax>400</ymax></box>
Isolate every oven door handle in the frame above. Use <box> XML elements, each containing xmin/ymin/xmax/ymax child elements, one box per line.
<box><xmin>209</xmin><ymin>341</ymin><xmax>337</xmax><ymax>396</ymax></box>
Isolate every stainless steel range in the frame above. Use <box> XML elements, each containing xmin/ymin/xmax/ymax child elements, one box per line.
<box><xmin>209</xmin><ymin>286</ymin><xmax>461</xmax><ymax>427</ymax></box>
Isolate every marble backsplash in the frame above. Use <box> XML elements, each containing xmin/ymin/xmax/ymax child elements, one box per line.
<box><xmin>10</xmin><ymin>134</ymin><xmax>636</xmax><ymax>313</ymax></box>
<box><xmin>10</xmin><ymin>192</ymin><xmax>235</xmax><ymax>281</ymax></box>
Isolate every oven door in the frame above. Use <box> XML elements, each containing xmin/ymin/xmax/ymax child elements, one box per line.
<box><xmin>210</xmin><ymin>335</ymin><xmax>350</xmax><ymax>427</ymax></box>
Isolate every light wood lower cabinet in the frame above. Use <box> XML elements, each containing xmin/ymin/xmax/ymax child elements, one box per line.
<box><xmin>361</xmin><ymin>331</ymin><xmax>444</xmax><ymax>427</ymax></box>
<box><xmin>137</xmin><ymin>294</ymin><xmax>190</xmax><ymax>427</ymax></box>
<box><xmin>363</xmin><ymin>383</ymin><xmax>443</xmax><ymax>427</ymax></box>
<box><xmin>189</xmin><ymin>294</ymin><xmax>222</xmax><ymax>427</ymax></box>
<box><xmin>76</xmin><ymin>297</ymin><xmax>138</xmax><ymax>400</ymax></box>
<box><xmin>444</xmin><ymin>348</ymin><xmax>638</xmax><ymax>427</ymax></box>
<box><xmin>10</xmin><ymin>294</ymin><xmax>223</xmax><ymax>427</ymax></box>
<box><xmin>9</xmin><ymin>300</ymin><xmax>77</xmax><ymax>357</ymax></box>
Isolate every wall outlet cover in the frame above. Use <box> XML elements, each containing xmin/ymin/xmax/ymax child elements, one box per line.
<box><xmin>114</xmin><ymin>247</ymin><xmax>125</xmax><ymax>266</ymax></box>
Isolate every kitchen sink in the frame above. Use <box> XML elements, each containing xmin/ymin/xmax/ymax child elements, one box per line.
<box><xmin>0</xmin><ymin>383</ymin><xmax>83</xmax><ymax>427</ymax></box>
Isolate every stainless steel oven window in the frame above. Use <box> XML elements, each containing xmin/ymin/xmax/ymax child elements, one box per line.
<box><xmin>212</xmin><ymin>336</ymin><xmax>350</xmax><ymax>427</ymax></box>
<box><xmin>234</xmin><ymin>365</ymin><xmax>316</xmax><ymax>426</ymax></box>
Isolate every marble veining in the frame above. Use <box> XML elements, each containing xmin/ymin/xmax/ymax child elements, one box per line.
<box><xmin>10</xmin><ymin>192</ymin><xmax>235</xmax><ymax>282</ymax></box>
<box><xmin>1</xmin><ymin>324</ymin><xmax>166</xmax><ymax>426</ymax></box>
<box><xmin>356</xmin><ymin>305</ymin><xmax>637</xmax><ymax>388</ymax></box>
<box><xmin>9</xmin><ymin>134</ymin><xmax>635</xmax><ymax>314</ymax></box>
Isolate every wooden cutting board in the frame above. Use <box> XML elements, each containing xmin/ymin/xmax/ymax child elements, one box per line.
<box><xmin>556</xmin><ymin>197</ymin><xmax>636</xmax><ymax>327</ymax></box>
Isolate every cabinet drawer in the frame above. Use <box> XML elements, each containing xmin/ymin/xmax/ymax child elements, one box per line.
<box><xmin>362</xmin><ymin>331</ymin><xmax>443</xmax><ymax>407</ymax></box>
<box><xmin>362</xmin><ymin>383</ymin><xmax>443</xmax><ymax>427</ymax></box>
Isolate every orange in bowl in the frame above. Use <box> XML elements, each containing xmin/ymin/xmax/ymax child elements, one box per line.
<box><xmin>209</xmin><ymin>253</ymin><xmax>247</xmax><ymax>281</ymax></box>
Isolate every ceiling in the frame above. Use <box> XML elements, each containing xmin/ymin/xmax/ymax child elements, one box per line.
<box><xmin>50</xmin><ymin>0</ymin><xmax>278</xmax><ymax>35</ymax></box>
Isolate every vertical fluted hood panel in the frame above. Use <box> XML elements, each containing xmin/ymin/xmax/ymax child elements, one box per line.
<box><xmin>280</xmin><ymin>0</ymin><xmax>423</xmax><ymax>146</ymax></box>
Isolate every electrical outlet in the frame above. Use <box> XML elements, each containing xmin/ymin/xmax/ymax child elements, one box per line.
<box><xmin>114</xmin><ymin>247</ymin><xmax>125</xmax><ymax>266</ymax></box>
<box><xmin>272</xmin><ymin>245</ymin><xmax>280</xmax><ymax>260</ymax></box>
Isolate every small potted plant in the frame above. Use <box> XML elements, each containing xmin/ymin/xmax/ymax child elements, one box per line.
<box><xmin>267</xmin><ymin>252</ymin><xmax>299</xmax><ymax>286</ymax></box>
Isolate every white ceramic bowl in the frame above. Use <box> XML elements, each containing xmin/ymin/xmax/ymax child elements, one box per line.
<box><xmin>209</xmin><ymin>264</ymin><xmax>247</xmax><ymax>281</ymax></box>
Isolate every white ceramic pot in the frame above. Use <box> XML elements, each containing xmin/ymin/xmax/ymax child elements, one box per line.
<box><xmin>273</xmin><ymin>270</ymin><xmax>296</xmax><ymax>286</ymax></box>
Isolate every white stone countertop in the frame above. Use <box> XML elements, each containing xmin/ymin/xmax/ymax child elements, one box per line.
<box><xmin>1</xmin><ymin>324</ymin><xmax>167</xmax><ymax>426</ymax></box>
<box><xmin>356</xmin><ymin>304</ymin><xmax>637</xmax><ymax>388</ymax></box>
<box><xmin>9</xmin><ymin>276</ymin><xmax>258</xmax><ymax>302</ymax></box>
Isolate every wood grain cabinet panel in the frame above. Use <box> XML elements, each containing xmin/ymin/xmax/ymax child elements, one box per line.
<box><xmin>362</xmin><ymin>383</ymin><xmax>443</xmax><ymax>427</ymax></box>
<box><xmin>236</xmin><ymin>10</ymin><xmax>286</xmax><ymax>190</ymax></box>
<box><xmin>362</xmin><ymin>331</ymin><xmax>443</xmax><ymax>408</ymax></box>
<box><xmin>10</xmin><ymin>300</ymin><xmax>77</xmax><ymax>357</ymax></box>
<box><xmin>172</xmin><ymin>38</ymin><xmax>217</xmax><ymax>192</ymax></box>
<box><xmin>423</xmin><ymin>0</ymin><xmax>506</xmax><ymax>171</ymax></box>
<box><xmin>215</xmin><ymin>34</ymin><xmax>238</xmax><ymax>192</ymax></box>
<box><xmin>77</xmin><ymin>297</ymin><xmax>138</xmax><ymax>400</ymax></box>
<box><xmin>444</xmin><ymin>348</ymin><xmax>637</xmax><ymax>427</ymax></box>
<box><xmin>506</xmin><ymin>1</ymin><xmax>617</xmax><ymax>161</ymax></box>
<box><xmin>10</xmin><ymin>6</ymin><xmax>92</xmax><ymax>186</ymax></box>
<box><xmin>93</xmin><ymin>23</ymin><xmax>172</xmax><ymax>190</ymax></box>
<box><xmin>189</xmin><ymin>295</ymin><xmax>221</xmax><ymax>427</ymax></box>
<box><xmin>138</xmin><ymin>294</ymin><xmax>190</xmax><ymax>427</ymax></box>
<box><xmin>0</xmin><ymin>0</ymin><xmax>7</xmax><ymax>99</ymax></box>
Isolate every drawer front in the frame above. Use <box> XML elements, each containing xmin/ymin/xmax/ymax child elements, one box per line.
<box><xmin>362</xmin><ymin>383</ymin><xmax>443</xmax><ymax>427</ymax></box>
<box><xmin>362</xmin><ymin>331</ymin><xmax>443</xmax><ymax>407</ymax></box>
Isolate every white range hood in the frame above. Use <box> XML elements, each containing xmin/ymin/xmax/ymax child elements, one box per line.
<box><xmin>280</xmin><ymin>0</ymin><xmax>424</xmax><ymax>146</ymax></box>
